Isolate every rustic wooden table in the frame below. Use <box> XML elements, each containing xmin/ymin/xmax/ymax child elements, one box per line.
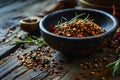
<box><xmin>0</xmin><ymin>0</ymin><xmax>120</xmax><ymax>80</ymax></box>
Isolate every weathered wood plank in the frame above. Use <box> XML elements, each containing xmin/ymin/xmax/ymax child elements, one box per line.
<box><xmin>0</xmin><ymin>44</ymin><xmax>37</xmax><ymax>68</ymax></box>
<box><xmin>0</xmin><ymin>57</ymin><xmax>18</xmax><ymax>69</ymax></box>
<box><xmin>0</xmin><ymin>44</ymin><xmax>37</xmax><ymax>79</ymax></box>
<box><xmin>0</xmin><ymin>0</ymin><xmax>56</xmax><ymax>60</ymax></box>
<box><xmin>1</xmin><ymin>0</ymin><xmax>120</xmax><ymax>80</ymax></box>
<box><xmin>15</xmin><ymin>69</ymin><xmax>46</xmax><ymax>80</ymax></box>
<box><xmin>0</xmin><ymin>61</ymin><xmax>21</xmax><ymax>79</ymax></box>
<box><xmin>0</xmin><ymin>30</ymin><xmax>26</xmax><ymax>60</ymax></box>
<box><xmin>36</xmin><ymin>72</ymin><xmax>49</xmax><ymax>80</ymax></box>
<box><xmin>2</xmin><ymin>66</ymin><xmax>28</xmax><ymax>80</ymax></box>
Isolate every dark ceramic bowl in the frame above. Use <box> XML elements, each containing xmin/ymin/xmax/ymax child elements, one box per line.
<box><xmin>40</xmin><ymin>8</ymin><xmax>118</xmax><ymax>56</ymax></box>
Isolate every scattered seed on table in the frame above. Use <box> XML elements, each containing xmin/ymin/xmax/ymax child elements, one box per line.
<box><xmin>17</xmin><ymin>46</ymin><xmax>64</xmax><ymax>76</ymax></box>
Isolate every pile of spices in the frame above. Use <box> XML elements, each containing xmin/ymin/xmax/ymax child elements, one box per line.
<box><xmin>70</xmin><ymin>53</ymin><xmax>117</xmax><ymax>80</ymax></box>
<box><xmin>17</xmin><ymin>46</ymin><xmax>64</xmax><ymax>76</ymax></box>
<box><xmin>49</xmin><ymin>13</ymin><xmax>106</xmax><ymax>38</ymax></box>
<box><xmin>70</xmin><ymin>38</ymin><xmax>120</xmax><ymax>80</ymax></box>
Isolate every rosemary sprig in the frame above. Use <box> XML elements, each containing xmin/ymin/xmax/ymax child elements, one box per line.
<box><xmin>56</xmin><ymin>13</ymin><xmax>94</xmax><ymax>27</ymax></box>
<box><xmin>68</xmin><ymin>13</ymin><xmax>86</xmax><ymax>23</ymax></box>
<box><xmin>84</xmin><ymin>14</ymin><xmax>90</xmax><ymax>23</ymax></box>
<box><xmin>106</xmin><ymin>57</ymin><xmax>120</xmax><ymax>76</ymax></box>
<box><xmin>57</xmin><ymin>19</ymin><xmax>63</xmax><ymax>27</ymax></box>
<box><xmin>57</xmin><ymin>13</ymin><xmax>86</xmax><ymax>26</ymax></box>
<box><xmin>57</xmin><ymin>16</ymin><xmax>68</xmax><ymax>27</ymax></box>
<box><xmin>12</xmin><ymin>36</ymin><xmax>47</xmax><ymax>46</ymax></box>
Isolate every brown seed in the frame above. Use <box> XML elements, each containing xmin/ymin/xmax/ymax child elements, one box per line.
<box><xmin>85</xmin><ymin>62</ymin><xmax>89</xmax><ymax>65</ymax></box>
<box><xmin>90</xmin><ymin>71</ymin><xmax>95</xmax><ymax>75</ymax></box>
<box><xmin>94</xmin><ymin>59</ymin><xmax>98</xmax><ymax>62</ymax></box>
<box><xmin>66</xmin><ymin>33</ymin><xmax>71</xmax><ymax>36</ymax></box>
<box><xmin>54</xmin><ymin>69</ymin><xmax>59</xmax><ymax>74</ymax></box>
<box><xmin>53</xmin><ymin>62</ymin><xmax>58</xmax><ymax>65</ymax></box>
<box><xmin>101</xmin><ymin>77</ymin><xmax>105</xmax><ymax>80</ymax></box>
<box><xmin>102</xmin><ymin>57</ymin><xmax>107</xmax><ymax>61</ymax></box>
<box><xmin>83</xmin><ymin>66</ymin><xmax>88</xmax><ymax>69</ymax></box>
<box><xmin>79</xmin><ymin>63</ymin><xmax>84</xmax><ymax>67</ymax></box>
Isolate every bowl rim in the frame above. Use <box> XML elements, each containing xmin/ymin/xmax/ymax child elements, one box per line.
<box><xmin>40</xmin><ymin>8</ymin><xmax>118</xmax><ymax>40</ymax></box>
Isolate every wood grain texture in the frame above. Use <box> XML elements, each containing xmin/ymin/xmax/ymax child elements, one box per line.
<box><xmin>0</xmin><ymin>0</ymin><xmax>120</xmax><ymax>80</ymax></box>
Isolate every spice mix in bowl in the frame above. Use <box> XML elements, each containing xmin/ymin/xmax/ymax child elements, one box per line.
<box><xmin>40</xmin><ymin>8</ymin><xmax>118</xmax><ymax>56</ymax></box>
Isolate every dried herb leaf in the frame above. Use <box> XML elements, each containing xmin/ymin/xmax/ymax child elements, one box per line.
<box><xmin>106</xmin><ymin>58</ymin><xmax>120</xmax><ymax>76</ymax></box>
<box><xmin>12</xmin><ymin>35</ymin><xmax>47</xmax><ymax>46</ymax></box>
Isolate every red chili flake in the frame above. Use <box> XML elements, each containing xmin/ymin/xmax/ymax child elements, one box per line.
<box><xmin>77</xmin><ymin>34</ymin><xmax>83</xmax><ymax>38</ymax></box>
<box><xmin>49</xmin><ymin>25</ymin><xmax>55</xmax><ymax>32</ymax></box>
<box><xmin>112</xmin><ymin>5</ymin><xmax>120</xmax><ymax>24</ymax></box>
<box><xmin>113</xmin><ymin>32</ymin><xmax>120</xmax><ymax>40</ymax></box>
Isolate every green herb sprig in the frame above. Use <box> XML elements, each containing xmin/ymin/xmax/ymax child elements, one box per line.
<box><xmin>12</xmin><ymin>36</ymin><xmax>47</xmax><ymax>46</ymax></box>
<box><xmin>56</xmin><ymin>12</ymin><xmax>95</xmax><ymax>27</ymax></box>
<box><xmin>68</xmin><ymin>13</ymin><xmax>86</xmax><ymax>23</ymax></box>
<box><xmin>57</xmin><ymin>13</ymin><xmax>86</xmax><ymax>26</ymax></box>
<box><xmin>106</xmin><ymin>56</ymin><xmax>120</xmax><ymax>76</ymax></box>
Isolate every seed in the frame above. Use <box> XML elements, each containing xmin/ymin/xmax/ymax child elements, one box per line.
<box><xmin>73</xmin><ymin>28</ymin><xmax>77</xmax><ymax>31</ymax></box>
<box><xmin>53</xmin><ymin>62</ymin><xmax>58</xmax><ymax>65</ymax></box>
<box><xmin>54</xmin><ymin>69</ymin><xmax>59</xmax><ymax>74</ymax></box>
<box><xmin>90</xmin><ymin>71</ymin><xmax>95</xmax><ymax>75</ymax></box>
<box><xmin>66</xmin><ymin>33</ymin><xmax>71</xmax><ymax>36</ymax></box>
<box><xmin>101</xmin><ymin>77</ymin><xmax>105</xmax><ymax>80</ymax></box>
<box><xmin>57</xmin><ymin>73</ymin><xmax>61</xmax><ymax>76</ymax></box>
<box><xmin>17</xmin><ymin>46</ymin><xmax>63</xmax><ymax>76</ymax></box>
<box><xmin>79</xmin><ymin>63</ymin><xmax>84</xmax><ymax>67</ymax></box>
<box><xmin>102</xmin><ymin>57</ymin><xmax>107</xmax><ymax>61</ymax></box>
<box><xmin>94</xmin><ymin>59</ymin><xmax>98</xmax><ymax>62</ymax></box>
<box><xmin>83</xmin><ymin>66</ymin><xmax>88</xmax><ymax>69</ymax></box>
